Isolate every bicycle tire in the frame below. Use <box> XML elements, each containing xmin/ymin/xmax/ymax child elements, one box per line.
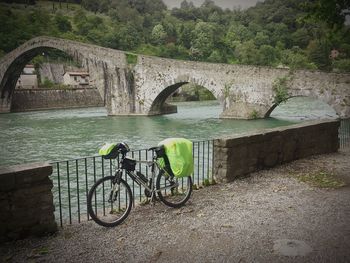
<box><xmin>156</xmin><ymin>171</ymin><xmax>192</xmax><ymax>208</ymax></box>
<box><xmin>87</xmin><ymin>176</ymin><xmax>132</xmax><ymax>227</ymax></box>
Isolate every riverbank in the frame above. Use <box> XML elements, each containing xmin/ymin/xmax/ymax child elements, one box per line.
<box><xmin>1</xmin><ymin>148</ymin><xmax>349</xmax><ymax>262</ymax></box>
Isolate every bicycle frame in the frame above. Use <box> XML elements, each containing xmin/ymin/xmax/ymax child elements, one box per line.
<box><xmin>113</xmin><ymin>155</ymin><xmax>178</xmax><ymax>199</ymax></box>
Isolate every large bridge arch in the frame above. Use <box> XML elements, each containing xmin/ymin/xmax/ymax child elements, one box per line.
<box><xmin>1</xmin><ymin>46</ymin><xmax>73</xmax><ymax>101</ymax></box>
<box><xmin>0</xmin><ymin>36</ymin><xmax>129</xmax><ymax>114</ymax></box>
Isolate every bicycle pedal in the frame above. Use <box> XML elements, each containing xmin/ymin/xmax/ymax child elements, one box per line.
<box><xmin>144</xmin><ymin>189</ymin><xmax>152</xmax><ymax>198</ymax></box>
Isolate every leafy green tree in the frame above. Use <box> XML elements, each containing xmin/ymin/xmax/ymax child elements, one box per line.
<box><xmin>280</xmin><ymin>48</ymin><xmax>317</xmax><ymax>70</ymax></box>
<box><xmin>117</xmin><ymin>24</ymin><xmax>142</xmax><ymax>50</ymax></box>
<box><xmin>234</xmin><ymin>40</ymin><xmax>259</xmax><ymax>65</ymax></box>
<box><xmin>190</xmin><ymin>22</ymin><xmax>215</xmax><ymax>60</ymax></box>
<box><xmin>81</xmin><ymin>0</ymin><xmax>99</xmax><ymax>14</ymax></box>
<box><xmin>303</xmin><ymin>0</ymin><xmax>350</xmax><ymax>28</ymax></box>
<box><xmin>151</xmin><ymin>24</ymin><xmax>167</xmax><ymax>45</ymax></box>
<box><xmin>208</xmin><ymin>50</ymin><xmax>223</xmax><ymax>63</ymax></box>
<box><xmin>307</xmin><ymin>39</ymin><xmax>332</xmax><ymax>71</ymax></box>
<box><xmin>133</xmin><ymin>0</ymin><xmax>166</xmax><ymax>15</ymax></box>
<box><xmin>291</xmin><ymin>28</ymin><xmax>311</xmax><ymax>48</ymax></box>
<box><xmin>254</xmin><ymin>31</ymin><xmax>270</xmax><ymax>47</ymax></box>
<box><xmin>225</xmin><ymin>23</ymin><xmax>252</xmax><ymax>43</ymax></box>
<box><xmin>257</xmin><ymin>45</ymin><xmax>278</xmax><ymax>66</ymax></box>
<box><xmin>178</xmin><ymin>22</ymin><xmax>195</xmax><ymax>49</ymax></box>
<box><xmin>55</xmin><ymin>14</ymin><xmax>72</xmax><ymax>33</ymax></box>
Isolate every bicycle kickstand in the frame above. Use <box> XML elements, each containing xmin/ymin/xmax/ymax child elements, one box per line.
<box><xmin>150</xmin><ymin>191</ymin><xmax>158</xmax><ymax>205</ymax></box>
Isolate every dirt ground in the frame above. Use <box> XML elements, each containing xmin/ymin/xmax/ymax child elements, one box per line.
<box><xmin>1</xmin><ymin>148</ymin><xmax>350</xmax><ymax>263</ymax></box>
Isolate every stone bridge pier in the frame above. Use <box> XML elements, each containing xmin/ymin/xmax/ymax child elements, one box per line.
<box><xmin>1</xmin><ymin>37</ymin><xmax>350</xmax><ymax>119</ymax></box>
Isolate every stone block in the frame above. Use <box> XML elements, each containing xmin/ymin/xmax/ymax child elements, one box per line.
<box><xmin>0</xmin><ymin>162</ymin><xmax>52</xmax><ymax>188</ymax></box>
<box><xmin>0</xmin><ymin>173</ymin><xmax>15</xmax><ymax>192</ymax></box>
<box><xmin>263</xmin><ymin>152</ymin><xmax>280</xmax><ymax>168</ymax></box>
<box><xmin>30</xmin><ymin>221</ymin><xmax>57</xmax><ymax>237</ymax></box>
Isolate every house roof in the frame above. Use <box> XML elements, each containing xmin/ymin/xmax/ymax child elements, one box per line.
<box><xmin>64</xmin><ymin>71</ymin><xmax>89</xmax><ymax>76</ymax></box>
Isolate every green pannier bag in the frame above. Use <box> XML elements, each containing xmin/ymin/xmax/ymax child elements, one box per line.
<box><xmin>98</xmin><ymin>143</ymin><xmax>118</xmax><ymax>159</ymax></box>
<box><xmin>157</xmin><ymin>138</ymin><xmax>194</xmax><ymax>178</ymax></box>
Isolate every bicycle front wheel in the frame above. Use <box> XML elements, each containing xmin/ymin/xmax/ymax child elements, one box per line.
<box><xmin>87</xmin><ymin>176</ymin><xmax>132</xmax><ymax>227</ymax></box>
<box><xmin>156</xmin><ymin>171</ymin><xmax>192</xmax><ymax>208</ymax></box>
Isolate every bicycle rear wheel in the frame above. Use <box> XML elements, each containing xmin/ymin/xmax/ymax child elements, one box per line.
<box><xmin>156</xmin><ymin>171</ymin><xmax>192</xmax><ymax>208</ymax></box>
<box><xmin>87</xmin><ymin>176</ymin><xmax>132</xmax><ymax>227</ymax></box>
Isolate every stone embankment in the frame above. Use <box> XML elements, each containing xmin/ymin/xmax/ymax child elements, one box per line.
<box><xmin>11</xmin><ymin>87</ymin><xmax>104</xmax><ymax>112</ymax></box>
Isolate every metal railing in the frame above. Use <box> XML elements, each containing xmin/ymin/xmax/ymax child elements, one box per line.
<box><xmin>50</xmin><ymin>140</ymin><xmax>214</xmax><ymax>227</ymax></box>
<box><xmin>51</xmin><ymin>120</ymin><xmax>350</xmax><ymax>227</ymax></box>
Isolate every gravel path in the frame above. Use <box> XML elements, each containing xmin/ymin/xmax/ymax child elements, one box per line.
<box><xmin>1</xmin><ymin>148</ymin><xmax>350</xmax><ymax>263</ymax></box>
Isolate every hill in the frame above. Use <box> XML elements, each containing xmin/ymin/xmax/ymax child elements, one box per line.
<box><xmin>0</xmin><ymin>0</ymin><xmax>349</xmax><ymax>72</ymax></box>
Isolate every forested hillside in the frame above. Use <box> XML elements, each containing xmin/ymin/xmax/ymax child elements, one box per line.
<box><xmin>1</xmin><ymin>0</ymin><xmax>349</xmax><ymax>72</ymax></box>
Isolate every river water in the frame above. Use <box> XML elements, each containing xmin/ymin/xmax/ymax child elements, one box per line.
<box><xmin>0</xmin><ymin>98</ymin><xmax>337</xmax><ymax>166</ymax></box>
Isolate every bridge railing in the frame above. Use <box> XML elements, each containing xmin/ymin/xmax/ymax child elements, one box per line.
<box><xmin>50</xmin><ymin>120</ymin><xmax>350</xmax><ymax>227</ymax></box>
<box><xmin>50</xmin><ymin>140</ymin><xmax>214</xmax><ymax>227</ymax></box>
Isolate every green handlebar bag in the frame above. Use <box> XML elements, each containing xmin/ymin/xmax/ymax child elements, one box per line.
<box><xmin>157</xmin><ymin>138</ymin><xmax>194</xmax><ymax>178</ymax></box>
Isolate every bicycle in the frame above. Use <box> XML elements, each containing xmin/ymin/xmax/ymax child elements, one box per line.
<box><xmin>87</xmin><ymin>142</ymin><xmax>193</xmax><ymax>227</ymax></box>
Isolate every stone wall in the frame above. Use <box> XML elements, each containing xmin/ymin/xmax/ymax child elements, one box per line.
<box><xmin>0</xmin><ymin>162</ymin><xmax>57</xmax><ymax>242</ymax></box>
<box><xmin>213</xmin><ymin>120</ymin><xmax>340</xmax><ymax>182</ymax></box>
<box><xmin>11</xmin><ymin>87</ymin><xmax>104</xmax><ymax>112</ymax></box>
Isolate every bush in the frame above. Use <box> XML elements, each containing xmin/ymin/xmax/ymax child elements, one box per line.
<box><xmin>332</xmin><ymin>59</ymin><xmax>350</xmax><ymax>73</ymax></box>
<box><xmin>40</xmin><ymin>77</ymin><xmax>54</xmax><ymax>88</ymax></box>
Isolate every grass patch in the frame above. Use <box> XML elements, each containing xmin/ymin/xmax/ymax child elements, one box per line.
<box><xmin>295</xmin><ymin>171</ymin><xmax>346</xmax><ymax>189</ymax></box>
<box><xmin>125</xmin><ymin>53</ymin><xmax>138</xmax><ymax>65</ymax></box>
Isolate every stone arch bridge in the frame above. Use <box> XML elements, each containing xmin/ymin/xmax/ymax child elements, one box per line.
<box><xmin>1</xmin><ymin>37</ymin><xmax>349</xmax><ymax>119</ymax></box>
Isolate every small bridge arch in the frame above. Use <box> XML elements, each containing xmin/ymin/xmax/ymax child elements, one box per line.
<box><xmin>265</xmin><ymin>95</ymin><xmax>340</xmax><ymax>119</ymax></box>
<box><xmin>148</xmin><ymin>73</ymin><xmax>222</xmax><ymax>115</ymax></box>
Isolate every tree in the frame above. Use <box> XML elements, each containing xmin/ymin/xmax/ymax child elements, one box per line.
<box><xmin>133</xmin><ymin>0</ymin><xmax>166</xmax><ymax>15</ymax></box>
<box><xmin>257</xmin><ymin>45</ymin><xmax>278</xmax><ymax>66</ymax></box>
<box><xmin>81</xmin><ymin>0</ymin><xmax>99</xmax><ymax>14</ymax></box>
<box><xmin>291</xmin><ymin>28</ymin><xmax>311</xmax><ymax>48</ymax></box>
<box><xmin>117</xmin><ymin>24</ymin><xmax>142</xmax><ymax>50</ymax></box>
<box><xmin>55</xmin><ymin>14</ymin><xmax>72</xmax><ymax>33</ymax></box>
<box><xmin>307</xmin><ymin>39</ymin><xmax>332</xmax><ymax>71</ymax></box>
<box><xmin>178</xmin><ymin>22</ymin><xmax>195</xmax><ymax>49</ymax></box>
<box><xmin>254</xmin><ymin>31</ymin><xmax>270</xmax><ymax>47</ymax></box>
<box><xmin>280</xmin><ymin>47</ymin><xmax>317</xmax><ymax>70</ymax></box>
<box><xmin>151</xmin><ymin>24</ymin><xmax>167</xmax><ymax>45</ymax></box>
<box><xmin>234</xmin><ymin>40</ymin><xmax>259</xmax><ymax>65</ymax></box>
<box><xmin>208</xmin><ymin>50</ymin><xmax>223</xmax><ymax>63</ymax></box>
<box><xmin>303</xmin><ymin>0</ymin><xmax>350</xmax><ymax>28</ymax></box>
<box><xmin>190</xmin><ymin>22</ymin><xmax>215</xmax><ymax>60</ymax></box>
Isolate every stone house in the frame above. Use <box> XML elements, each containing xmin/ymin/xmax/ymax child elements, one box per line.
<box><xmin>15</xmin><ymin>64</ymin><xmax>38</xmax><ymax>89</ymax></box>
<box><xmin>63</xmin><ymin>71</ymin><xmax>90</xmax><ymax>87</ymax></box>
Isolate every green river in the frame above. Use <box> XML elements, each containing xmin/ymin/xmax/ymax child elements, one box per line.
<box><xmin>0</xmin><ymin>98</ymin><xmax>337</xmax><ymax>167</ymax></box>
